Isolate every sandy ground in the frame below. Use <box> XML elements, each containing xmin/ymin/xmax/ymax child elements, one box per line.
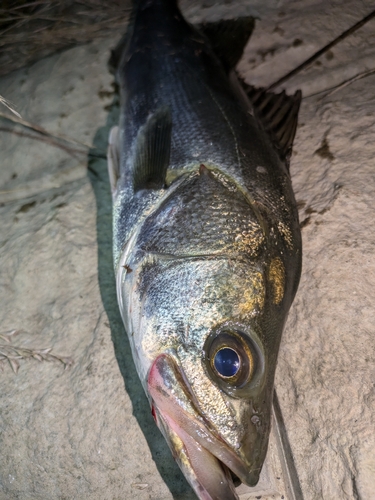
<box><xmin>0</xmin><ymin>1</ymin><xmax>374</xmax><ymax>499</ymax></box>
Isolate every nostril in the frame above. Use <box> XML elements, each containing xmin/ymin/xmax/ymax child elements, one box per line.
<box><xmin>229</xmin><ymin>469</ymin><xmax>242</xmax><ymax>487</ymax></box>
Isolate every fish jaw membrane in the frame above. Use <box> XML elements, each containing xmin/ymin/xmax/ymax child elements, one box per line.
<box><xmin>148</xmin><ymin>354</ymin><xmax>261</xmax><ymax>499</ymax></box>
<box><xmin>158</xmin><ymin>408</ymin><xmax>239</xmax><ymax>500</ymax></box>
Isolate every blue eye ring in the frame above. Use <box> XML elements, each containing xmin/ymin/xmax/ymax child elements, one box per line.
<box><xmin>213</xmin><ymin>347</ymin><xmax>241</xmax><ymax>379</ymax></box>
<box><xmin>206</xmin><ymin>330</ymin><xmax>255</xmax><ymax>387</ymax></box>
<box><xmin>203</xmin><ymin>327</ymin><xmax>264</xmax><ymax>398</ymax></box>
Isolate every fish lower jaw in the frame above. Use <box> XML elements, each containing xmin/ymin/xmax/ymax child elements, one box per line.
<box><xmin>148</xmin><ymin>354</ymin><xmax>261</xmax><ymax>499</ymax></box>
<box><xmin>156</xmin><ymin>408</ymin><xmax>240</xmax><ymax>500</ymax></box>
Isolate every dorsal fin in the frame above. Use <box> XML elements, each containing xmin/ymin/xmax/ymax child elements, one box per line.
<box><xmin>133</xmin><ymin>106</ymin><xmax>172</xmax><ymax>192</ymax></box>
<box><xmin>242</xmin><ymin>81</ymin><xmax>301</xmax><ymax>164</ymax></box>
<box><xmin>198</xmin><ymin>17</ymin><xmax>256</xmax><ymax>72</ymax></box>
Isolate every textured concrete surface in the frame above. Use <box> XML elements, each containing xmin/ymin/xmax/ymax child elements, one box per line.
<box><xmin>1</xmin><ymin>1</ymin><xmax>374</xmax><ymax>499</ymax></box>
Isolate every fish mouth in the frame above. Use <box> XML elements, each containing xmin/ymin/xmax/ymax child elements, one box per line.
<box><xmin>148</xmin><ymin>354</ymin><xmax>262</xmax><ymax>500</ymax></box>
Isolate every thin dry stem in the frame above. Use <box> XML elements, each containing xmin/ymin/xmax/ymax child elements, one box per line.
<box><xmin>0</xmin><ymin>124</ymin><xmax>105</xmax><ymax>158</ymax></box>
<box><xmin>304</xmin><ymin>68</ymin><xmax>375</xmax><ymax>99</ymax></box>
<box><xmin>0</xmin><ymin>110</ymin><xmax>95</xmax><ymax>149</ymax></box>
<box><xmin>0</xmin><ymin>111</ymin><xmax>106</xmax><ymax>160</ymax></box>
<box><xmin>322</xmin><ymin>68</ymin><xmax>375</xmax><ymax>98</ymax></box>
<box><xmin>0</xmin><ymin>95</ymin><xmax>21</xmax><ymax>118</ymax></box>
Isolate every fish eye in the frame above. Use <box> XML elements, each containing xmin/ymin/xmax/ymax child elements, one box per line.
<box><xmin>203</xmin><ymin>328</ymin><xmax>263</xmax><ymax>397</ymax></box>
<box><xmin>213</xmin><ymin>347</ymin><xmax>240</xmax><ymax>378</ymax></box>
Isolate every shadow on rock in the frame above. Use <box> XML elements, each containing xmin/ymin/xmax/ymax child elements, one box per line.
<box><xmin>87</xmin><ymin>95</ymin><xmax>194</xmax><ymax>500</ymax></box>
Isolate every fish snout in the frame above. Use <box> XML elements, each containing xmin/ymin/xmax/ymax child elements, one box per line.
<box><xmin>147</xmin><ymin>353</ymin><xmax>269</xmax><ymax>495</ymax></box>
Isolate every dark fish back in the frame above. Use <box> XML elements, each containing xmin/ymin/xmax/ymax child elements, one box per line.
<box><xmin>116</xmin><ymin>0</ymin><xmax>246</xmax><ymax>174</ymax></box>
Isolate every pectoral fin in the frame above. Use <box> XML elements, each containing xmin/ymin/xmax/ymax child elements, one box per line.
<box><xmin>133</xmin><ymin>106</ymin><xmax>172</xmax><ymax>192</ymax></box>
<box><xmin>107</xmin><ymin>125</ymin><xmax>120</xmax><ymax>195</ymax></box>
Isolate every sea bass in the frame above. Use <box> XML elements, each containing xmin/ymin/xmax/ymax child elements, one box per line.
<box><xmin>107</xmin><ymin>0</ymin><xmax>302</xmax><ymax>498</ymax></box>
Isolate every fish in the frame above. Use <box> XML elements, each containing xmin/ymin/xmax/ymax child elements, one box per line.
<box><xmin>107</xmin><ymin>0</ymin><xmax>302</xmax><ymax>498</ymax></box>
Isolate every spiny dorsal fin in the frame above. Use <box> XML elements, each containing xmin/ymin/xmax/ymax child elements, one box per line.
<box><xmin>133</xmin><ymin>106</ymin><xmax>172</xmax><ymax>192</ymax></box>
<box><xmin>198</xmin><ymin>17</ymin><xmax>256</xmax><ymax>72</ymax></box>
<box><xmin>242</xmin><ymin>81</ymin><xmax>301</xmax><ymax>164</ymax></box>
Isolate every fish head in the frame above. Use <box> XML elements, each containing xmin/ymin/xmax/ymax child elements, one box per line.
<box><xmin>120</xmin><ymin>252</ymin><xmax>291</xmax><ymax>498</ymax></box>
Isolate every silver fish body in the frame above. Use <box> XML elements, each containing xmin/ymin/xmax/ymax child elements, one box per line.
<box><xmin>107</xmin><ymin>0</ymin><xmax>302</xmax><ymax>498</ymax></box>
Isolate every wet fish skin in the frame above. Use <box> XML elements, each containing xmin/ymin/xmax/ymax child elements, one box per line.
<box><xmin>107</xmin><ymin>0</ymin><xmax>302</xmax><ymax>498</ymax></box>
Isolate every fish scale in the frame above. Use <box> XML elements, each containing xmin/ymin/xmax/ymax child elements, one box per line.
<box><xmin>126</xmin><ymin>56</ymin><xmax>242</xmax><ymax>170</ymax></box>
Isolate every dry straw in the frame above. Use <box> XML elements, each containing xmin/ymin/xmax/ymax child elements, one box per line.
<box><xmin>0</xmin><ymin>330</ymin><xmax>73</xmax><ymax>373</ymax></box>
<box><xmin>0</xmin><ymin>1</ymin><xmax>132</xmax><ymax>155</ymax></box>
<box><xmin>0</xmin><ymin>0</ymin><xmax>131</xmax><ymax>77</ymax></box>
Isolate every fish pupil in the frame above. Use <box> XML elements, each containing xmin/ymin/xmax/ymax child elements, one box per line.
<box><xmin>214</xmin><ymin>348</ymin><xmax>240</xmax><ymax>378</ymax></box>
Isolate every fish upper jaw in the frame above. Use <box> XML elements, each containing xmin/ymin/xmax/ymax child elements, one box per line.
<box><xmin>147</xmin><ymin>353</ymin><xmax>264</xmax><ymax>499</ymax></box>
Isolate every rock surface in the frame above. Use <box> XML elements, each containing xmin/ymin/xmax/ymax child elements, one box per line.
<box><xmin>0</xmin><ymin>1</ymin><xmax>374</xmax><ymax>499</ymax></box>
